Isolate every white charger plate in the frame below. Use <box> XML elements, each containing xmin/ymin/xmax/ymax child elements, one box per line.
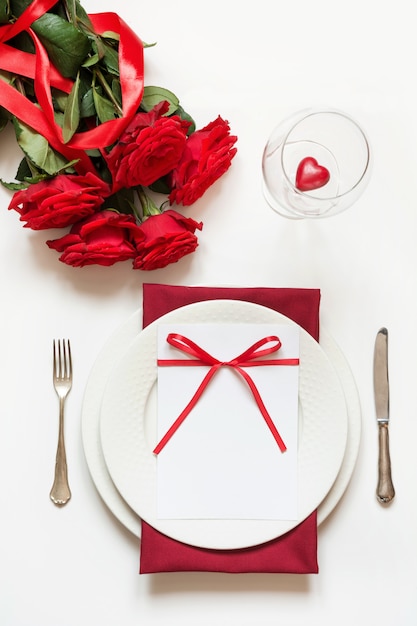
<box><xmin>81</xmin><ymin>304</ymin><xmax>361</xmax><ymax>541</ymax></box>
<box><xmin>98</xmin><ymin>300</ymin><xmax>348</xmax><ymax>550</ymax></box>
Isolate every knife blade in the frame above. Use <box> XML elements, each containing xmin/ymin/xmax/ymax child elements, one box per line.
<box><xmin>373</xmin><ymin>327</ymin><xmax>395</xmax><ymax>503</ymax></box>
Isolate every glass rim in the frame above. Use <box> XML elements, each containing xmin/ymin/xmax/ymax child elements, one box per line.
<box><xmin>279</xmin><ymin>108</ymin><xmax>371</xmax><ymax>202</ymax></box>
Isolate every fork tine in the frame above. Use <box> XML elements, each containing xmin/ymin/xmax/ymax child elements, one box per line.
<box><xmin>61</xmin><ymin>340</ymin><xmax>66</xmax><ymax>379</ymax></box>
<box><xmin>62</xmin><ymin>339</ymin><xmax>72</xmax><ymax>380</ymax></box>
<box><xmin>53</xmin><ymin>339</ymin><xmax>61</xmax><ymax>379</ymax></box>
<box><xmin>66</xmin><ymin>340</ymin><xmax>72</xmax><ymax>379</ymax></box>
<box><xmin>59</xmin><ymin>340</ymin><xmax>63</xmax><ymax>379</ymax></box>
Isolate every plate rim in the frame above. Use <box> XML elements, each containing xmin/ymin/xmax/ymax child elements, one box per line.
<box><xmin>98</xmin><ymin>299</ymin><xmax>349</xmax><ymax>549</ymax></box>
<box><xmin>81</xmin><ymin>305</ymin><xmax>361</xmax><ymax>540</ymax></box>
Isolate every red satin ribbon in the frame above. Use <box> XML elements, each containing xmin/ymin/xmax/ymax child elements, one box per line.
<box><xmin>0</xmin><ymin>0</ymin><xmax>58</xmax><ymax>41</ymax></box>
<box><xmin>154</xmin><ymin>333</ymin><xmax>300</xmax><ymax>455</ymax></box>
<box><xmin>0</xmin><ymin>0</ymin><xmax>144</xmax><ymax>174</ymax></box>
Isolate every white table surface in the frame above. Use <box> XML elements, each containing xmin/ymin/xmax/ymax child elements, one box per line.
<box><xmin>1</xmin><ymin>1</ymin><xmax>416</xmax><ymax>624</ymax></box>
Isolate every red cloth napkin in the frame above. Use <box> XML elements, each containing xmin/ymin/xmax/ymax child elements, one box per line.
<box><xmin>139</xmin><ymin>283</ymin><xmax>321</xmax><ymax>574</ymax></box>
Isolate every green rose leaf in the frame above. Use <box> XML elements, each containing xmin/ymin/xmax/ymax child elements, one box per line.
<box><xmin>51</xmin><ymin>88</ymin><xmax>68</xmax><ymax>114</ymax></box>
<box><xmin>111</xmin><ymin>78</ymin><xmax>122</xmax><ymax>107</ymax></box>
<box><xmin>13</xmin><ymin>117</ymin><xmax>70</xmax><ymax>175</ymax></box>
<box><xmin>80</xmin><ymin>87</ymin><xmax>95</xmax><ymax>118</ymax></box>
<box><xmin>141</xmin><ymin>86</ymin><xmax>179</xmax><ymax>115</ymax></box>
<box><xmin>101</xmin><ymin>31</ymin><xmax>120</xmax><ymax>42</ymax></box>
<box><xmin>102</xmin><ymin>42</ymin><xmax>120</xmax><ymax>75</ymax></box>
<box><xmin>93</xmin><ymin>88</ymin><xmax>116</xmax><ymax>124</ymax></box>
<box><xmin>64</xmin><ymin>0</ymin><xmax>93</xmax><ymax>32</ymax></box>
<box><xmin>1</xmin><ymin>179</ymin><xmax>28</xmax><ymax>190</ymax></box>
<box><xmin>31</xmin><ymin>12</ymin><xmax>91</xmax><ymax>78</ymax></box>
<box><xmin>102</xmin><ymin>187</ymin><xmax>135</xmax><ymax>215</ymax></box>
<box><xmin>84</xmin><ymin>34</ymin><xmax>120</xmax><ymax>74</ymax></box>
<box><xmin>62</xmin><ymin>74</ymin><xmax>81</xmax><ymax>143</ymax></box>
<box><xmin>12</xmin><ymin>157</ymin><xmax>50</xmax><ymax>185</ymax></box>
<box><xmin>149</xmin><ymin>176</ymin><xmax>171</xmax><ymax>195</ymax></box>
<box><xmin>0</xmin><ymin>74</ymin><xmax>11</xmax><ymax>131</ymax></box>
<box><xmin>173</xmin><ymin>105</ymin><xmax>196</xmax><ymax>134</ymax></box>
<box><xmin>16</xmin><ymin>156</ymin><xmax>35</xmax><ymax>181</ymax></box>
<box><xmin>82</xmin><ymin>53</ymin><xmax>100</xmax><ymax>69</ymax></box>
<box><xmin>0</xmin><ymin>0</ymin><xmax>10</xmax><ymax>24</ymax></box>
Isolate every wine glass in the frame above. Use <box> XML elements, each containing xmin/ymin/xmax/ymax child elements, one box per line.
<box><xmin>262</xmin><ymin>108</ymin><xmax>371</xmax><ymax>219</ymax></box>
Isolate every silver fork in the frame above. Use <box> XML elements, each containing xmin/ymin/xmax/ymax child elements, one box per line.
<box><xmin>50</xmin><ymin>339</ymin><xmax>72</xmax><ymax>506</ymax></box>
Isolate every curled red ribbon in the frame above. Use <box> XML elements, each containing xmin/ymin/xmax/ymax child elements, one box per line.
<box><xmin>154</xmin><ymin>333</ymin><xmax>300</xmax><ymax>455</ymax></box>
<box><xmin>0</xmin><ymin>0</ymin><xmax>144</xmax><ymax>174</ymax></box>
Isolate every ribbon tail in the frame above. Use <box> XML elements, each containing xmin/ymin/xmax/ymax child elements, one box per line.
<box><xmin>235</xmin><ymin>366</ymin><xmax>287</xmax><ymax>452</ymax></box>
<box><xmin>153</xmin><ymin>365</ymin><xmax>221</xmax><ymax>454</ymax></box>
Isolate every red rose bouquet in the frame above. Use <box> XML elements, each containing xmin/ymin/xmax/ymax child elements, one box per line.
<box><xmin>0</xmin><ymin>0</ymin><xmax>237</xmax><ymax>269</ymax></box>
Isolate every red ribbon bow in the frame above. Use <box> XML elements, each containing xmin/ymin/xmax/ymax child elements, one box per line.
<box><xmin>0</xmin><ymin>0</ymin><xmax>144</xmax><ymax>175</ymax></box>
<box><xmin>154</xmin><ymin>333</ymin><xmax>300</xmax><ymax>455</ymax></box>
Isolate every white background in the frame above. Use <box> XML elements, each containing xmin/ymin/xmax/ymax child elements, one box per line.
<box><xmin>1</xmin><ymin>1</ymin><xmax>416</xmax><ymax>624</ymax></box>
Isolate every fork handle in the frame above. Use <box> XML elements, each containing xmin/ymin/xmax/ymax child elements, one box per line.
<box><xmin>50</xmin><ymin>399</ymin><xmax>71</xmax><ymax>506</ymax></box>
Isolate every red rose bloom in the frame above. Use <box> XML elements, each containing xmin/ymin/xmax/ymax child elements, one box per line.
<box><xmin>168</xmin><ymin>116</ymin><xmax>237</xmax><ymax>206</ymax></box>
<box><xmin>106</xmin><ymin>101</ymin><xmax>190</xmax><ymax>190</ymax></box>
<box><xmin>46</xmin><ymin>210</ymin><xmax>143</xmax><ymax>267</ymax></box>
<box><xmin>132</xmin><ymin>209</ymin><xmax>202</xmax><ymax>270</ymax></box>
<box><xmin>8</xmin><ymin>173</ymin><xmax>111</xmax><ymax>230</ymax></box>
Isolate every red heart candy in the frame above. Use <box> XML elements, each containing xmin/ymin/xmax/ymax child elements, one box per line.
<box><xmin>295</xmin><ymin>157</ymin><xmax>330</xmax><ymax>191</ymax></box>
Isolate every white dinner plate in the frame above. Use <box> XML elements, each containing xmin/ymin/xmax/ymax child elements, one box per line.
<box><xmin>99</xmin><ymin>300</ymin><xmax>348</xmax><ymax>550</ymax></box>
<box><xmin>81</xmin><ymin>305</ymin><xmax>361</xmax><ymax>541</ymax></box>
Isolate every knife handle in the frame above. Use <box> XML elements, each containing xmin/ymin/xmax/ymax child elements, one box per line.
<box><xmin>377</xmin><ymin>423</ymin><xmax>395</xmax><ymax>503</ymax></box>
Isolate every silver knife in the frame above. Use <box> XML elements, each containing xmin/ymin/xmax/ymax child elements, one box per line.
<box><xmin>373</xmin><ymin>327</ymin><xmax>395</xmax><ymax>503</ymax></box>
